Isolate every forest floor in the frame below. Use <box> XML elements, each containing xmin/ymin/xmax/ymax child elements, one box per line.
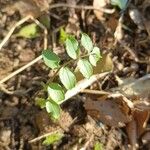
<box><xmin>0</xmin><ymin>0</ymin><xmax>150</xmax><ymax>150</ymax></box>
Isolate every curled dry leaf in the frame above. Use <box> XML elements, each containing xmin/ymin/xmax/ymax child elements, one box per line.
<box><xmin>126</xmin><ymin>110</ymin><xmax>150</xmax><ymax>148</ymax></box>
<box><xmin>93</xmin><ymin>0</ymin><xmax>109</xmax><ymax>21</ymax></box>
<box><xmin>126</xmin><ymin>119</ymin><xmax>138</xmax><ymax>149</ymax></box>
<box><xmin>133</xmin><ymin>110</ymin><xmax>149</xmax><ymax>137</ymax></box>
<box><xmin>84</xmin><ymin>93</ymin><xmax>133</xmax><ymax>127</ymax></box>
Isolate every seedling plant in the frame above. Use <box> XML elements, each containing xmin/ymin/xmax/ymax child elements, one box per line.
<box><xmin>37</xmin><ymin>33</ymin><xmax>102</xmax><ymax>119</ymax></box>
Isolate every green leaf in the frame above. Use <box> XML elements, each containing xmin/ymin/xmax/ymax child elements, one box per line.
<box><xmin>111</xmin><ymin>0</ymin><xmax>128</xmax><ymax>10</ymax></box>
<box><xmin>42</xmin><ymin>49</ymin><xmax>60</xmax><ymax>69</ymax></box>
<box><xmin>81</xmin><ymin>33</ymin><xmax>93</xmax><ymax>52</ymax></box>
<box><xmin>77</xmin><ymin>59</ymin><xmax>93</xmax><ymax>78</ymax></box>
<box><xmin>42</xmin><ymin>132</ymin><xmax>63</xmax><ymax>146</ymax></box>
<box><xmin>59</xmin><ymin>67</ymin><xmax>76</xmax><ymax>89</ymax></box>
<box><xmin>35</xmin><ymin>98</ymin><xmax>46</xmax><ymax>109</ymax></box>
<box><xmin>45</xmin><ymin>100</ymin><xmax>61</xmax><ymax>119</ymax></box>
<box><xmin>47</xmin><ymin>83</ymin><xmax>65</xmax><ymax>102</ymax></box>
<box><xmin>94</xmin><ymin>141</ymin><xmax>104</xmax><ymax>150</ymax></box>
<box><xmin>65</xmin><ymin>37</ymin><xmax>79</xmax><ymax>59</ymax></box>
<box><xmin>89</xmin><ymin>47</ymin><xmax>102</xmax><ymax>66</ymax></box>
<box><xmin>59</xmin><ymin>28</ymin><xmax>70</xmax><ymax>44</ymax></box>
<box><xmin>16</xmin><ymin>23</ymin><xmax>39</xmax><ymax>38</ymax></box>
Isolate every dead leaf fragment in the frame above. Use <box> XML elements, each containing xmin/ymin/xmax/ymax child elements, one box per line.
<box><xmin>126</xmin><ymin>119</ymin><xmax>139</xmax><ymax>149</ymax></box>
<box><xmin>84</xmin><ymin>94</ymin><xmax>133</xmax><ymax>127</ymax></box>
<box><xmin>129</xmin><ymin>8</ymin><xmax>145</xmax><ymax>30</ymax></box>
<box><xmin>93</xmin><ymin>0</ymin><xmax>109</xmax><ymax>20</ymax></box>
<box><xmin>112</xmin><ymin>74</ymin><xmax>150</xmax><ymax>98</ymax></box>
<box><xmin>134</xmin><ymin>110</ymin><xmax>149</xmax><ymax>137</ymax></box>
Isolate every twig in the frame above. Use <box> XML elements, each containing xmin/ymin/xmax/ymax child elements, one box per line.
<box><xmin>49</xmin><ymin>3</ymin><xmax>115</xmax><ymax>14</ymax></box>
<box><xmin>0</xmin><ymin>84</ymin><xmax>14</xmax><ymax>94</ymax></box>
<box><xmin>59</xmin><ymin>72</ymin><xmax>109</xmax><ymax>104</ymax></box>
<box><xmin>28</xmin><ymin>129</ymin><xmax>62</xmax><ymax>143</ymax></box>
<box><xmin>80</xmin><ymin>89</ymin><xmax>110</xmax><ymax>95</ymax></box>
<box><xmin>0</xmin><ymin>15</ymin><xmax>48</xmax><ymax>50</ymax></box>
<box><xmin>80</xmin><ymin>134</ymin><xmax>94</xmax><ymax>150</ymax></box>
<box><xmin>121</xmin><ymin>42</ymin><xmax>150</xmax><ymax>64</ymax></box>
<box><xmin>0</xmin><ymin>15</ymin><xmax>31</xmax><ymax>50</ymax></box>
<box><xmin>31</xmin><ymin>17</ymin><xmax>48</xmax><ymax>50</ymax></box>
<box><xmin>0</xmin><ymin>55</ymin><xmax>42</xmax><ymax>84</ymax></box>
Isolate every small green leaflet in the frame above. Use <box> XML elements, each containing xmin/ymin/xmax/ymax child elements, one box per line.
<box><xmin>42</xmin><ymin>132</ymin><xmax>63</xmax><ymax>146</ymax></box>
<box><xmin>45</xmin><ymin>100</ymin><xmax>61</xmax><ymax>119</ymax></box>
<box><xmin>81</xmin><ymin>33</ymin><xmax>93</xmax><ymax>52</ymax></box>
<box><xmin>111</xmin><ymin>0</ymin><xmax>128</xmax><ymax>10</ymax></box>
<box><xmin>42</xmin><ymin>49</ymin><xmax>60</xmax><ymax>69</ymax></box>
<box><xmin>35</xmin><ymin>98</ymin><xmax>46</xmax><ymax>109</ymax></box>
<box><xmin>16</xmin><ymin>23</ymin><xmax>39</xmax><ymax>38</ymax></box>
<box><xmin>89</xmin><ymin>47</ymin><xmax>102</xmax><ymax>66</ymax></box>
<box><xmin>65</xmin><ymin>37</ymin><xmax>79</xmax><ymax>59</ymax></box>
<box><xmin>77</xmin><ymin>59</ymin><xmax>93</xmax><ymax>78</ymax></box>
<box><xmin>94</xmin><ymin>142</ymin><xmax>104</xmax><ymax>150</ymax></box>
<box><xmin>59</xmin><ymin>28</ymin><xmax>70</xmax><ymax>44</ymax></box>
<box><xmin>47</xmin><ymin>83</ymin><xmax>65</xmax><ymax>102</ymax></box>
<box><xmin>59</xmin><ymin>67</ymin><xmax>76</xmax><ymax>90</ymax></box>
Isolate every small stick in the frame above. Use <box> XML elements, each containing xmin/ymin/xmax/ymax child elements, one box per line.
<box><xmin>80</xmin><ymin>89</ymin><xmax>110</xmax><ymax>95</ymax></box>
<box><xmin>0</xmin><ymin>55</ymin><xmax>42</xmax><ymax>84</ymax></box>
<box><xmin>0</xmin><ymin>15</ymin><xmax>31</xmax><ymax>50</ymax></box>
<box><xmin>59</xmin><ymin>72</ymin><xmax>109</xmax><ymax>104</ymax></box>
<box><xmin>29</xmin><ymin>129</ymin><xmax>62</xmax><ymax>143</ymax></box>
<box><xmin>31</xmin><ymin>17</ymin><xmax>48</xmax><ymax>50</ymax></box>
<box><xmin>0</xmin><ymin>15</ymin><xmax>48</xmax><ymax>50</ymax></box>
<box><xmin>49</xmin><ymin>3</ymin><xmax>115</xmax><ymax>14</ymax></box>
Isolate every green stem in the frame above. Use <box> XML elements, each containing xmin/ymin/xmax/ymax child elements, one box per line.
<box><xmin>47</xmin><ymin>53</ymin><xmax>90</xmax><ymax>83</ymax></box>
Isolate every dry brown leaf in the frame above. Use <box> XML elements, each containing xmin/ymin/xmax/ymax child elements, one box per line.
<box><xmin>112</xmin><ymin>74</ymin><xmax>150</xmax><ymax>98</ymax></box>
<box><xmin>133</xmin><ymin>110</ymin><xmax>149</xmax><ymax>137</ymax></box>
<box><xmin>134</xmin><ymin>100</ymin><xmax>150</xmax><ymax>111</ymax></box>
<box><xmin>126</xmin><ymin>119</ymin><xmax>138</xmax><ymax>149</ymax></box>
<box><xmin>93</xmin><ymin>0</ymin><xmax>109</xmax><ymax>21</ymax></box>
<box><xmin>84</xmin><ymin>94</ymin><xmax>133</xmax><ymax>127</ymax></box>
